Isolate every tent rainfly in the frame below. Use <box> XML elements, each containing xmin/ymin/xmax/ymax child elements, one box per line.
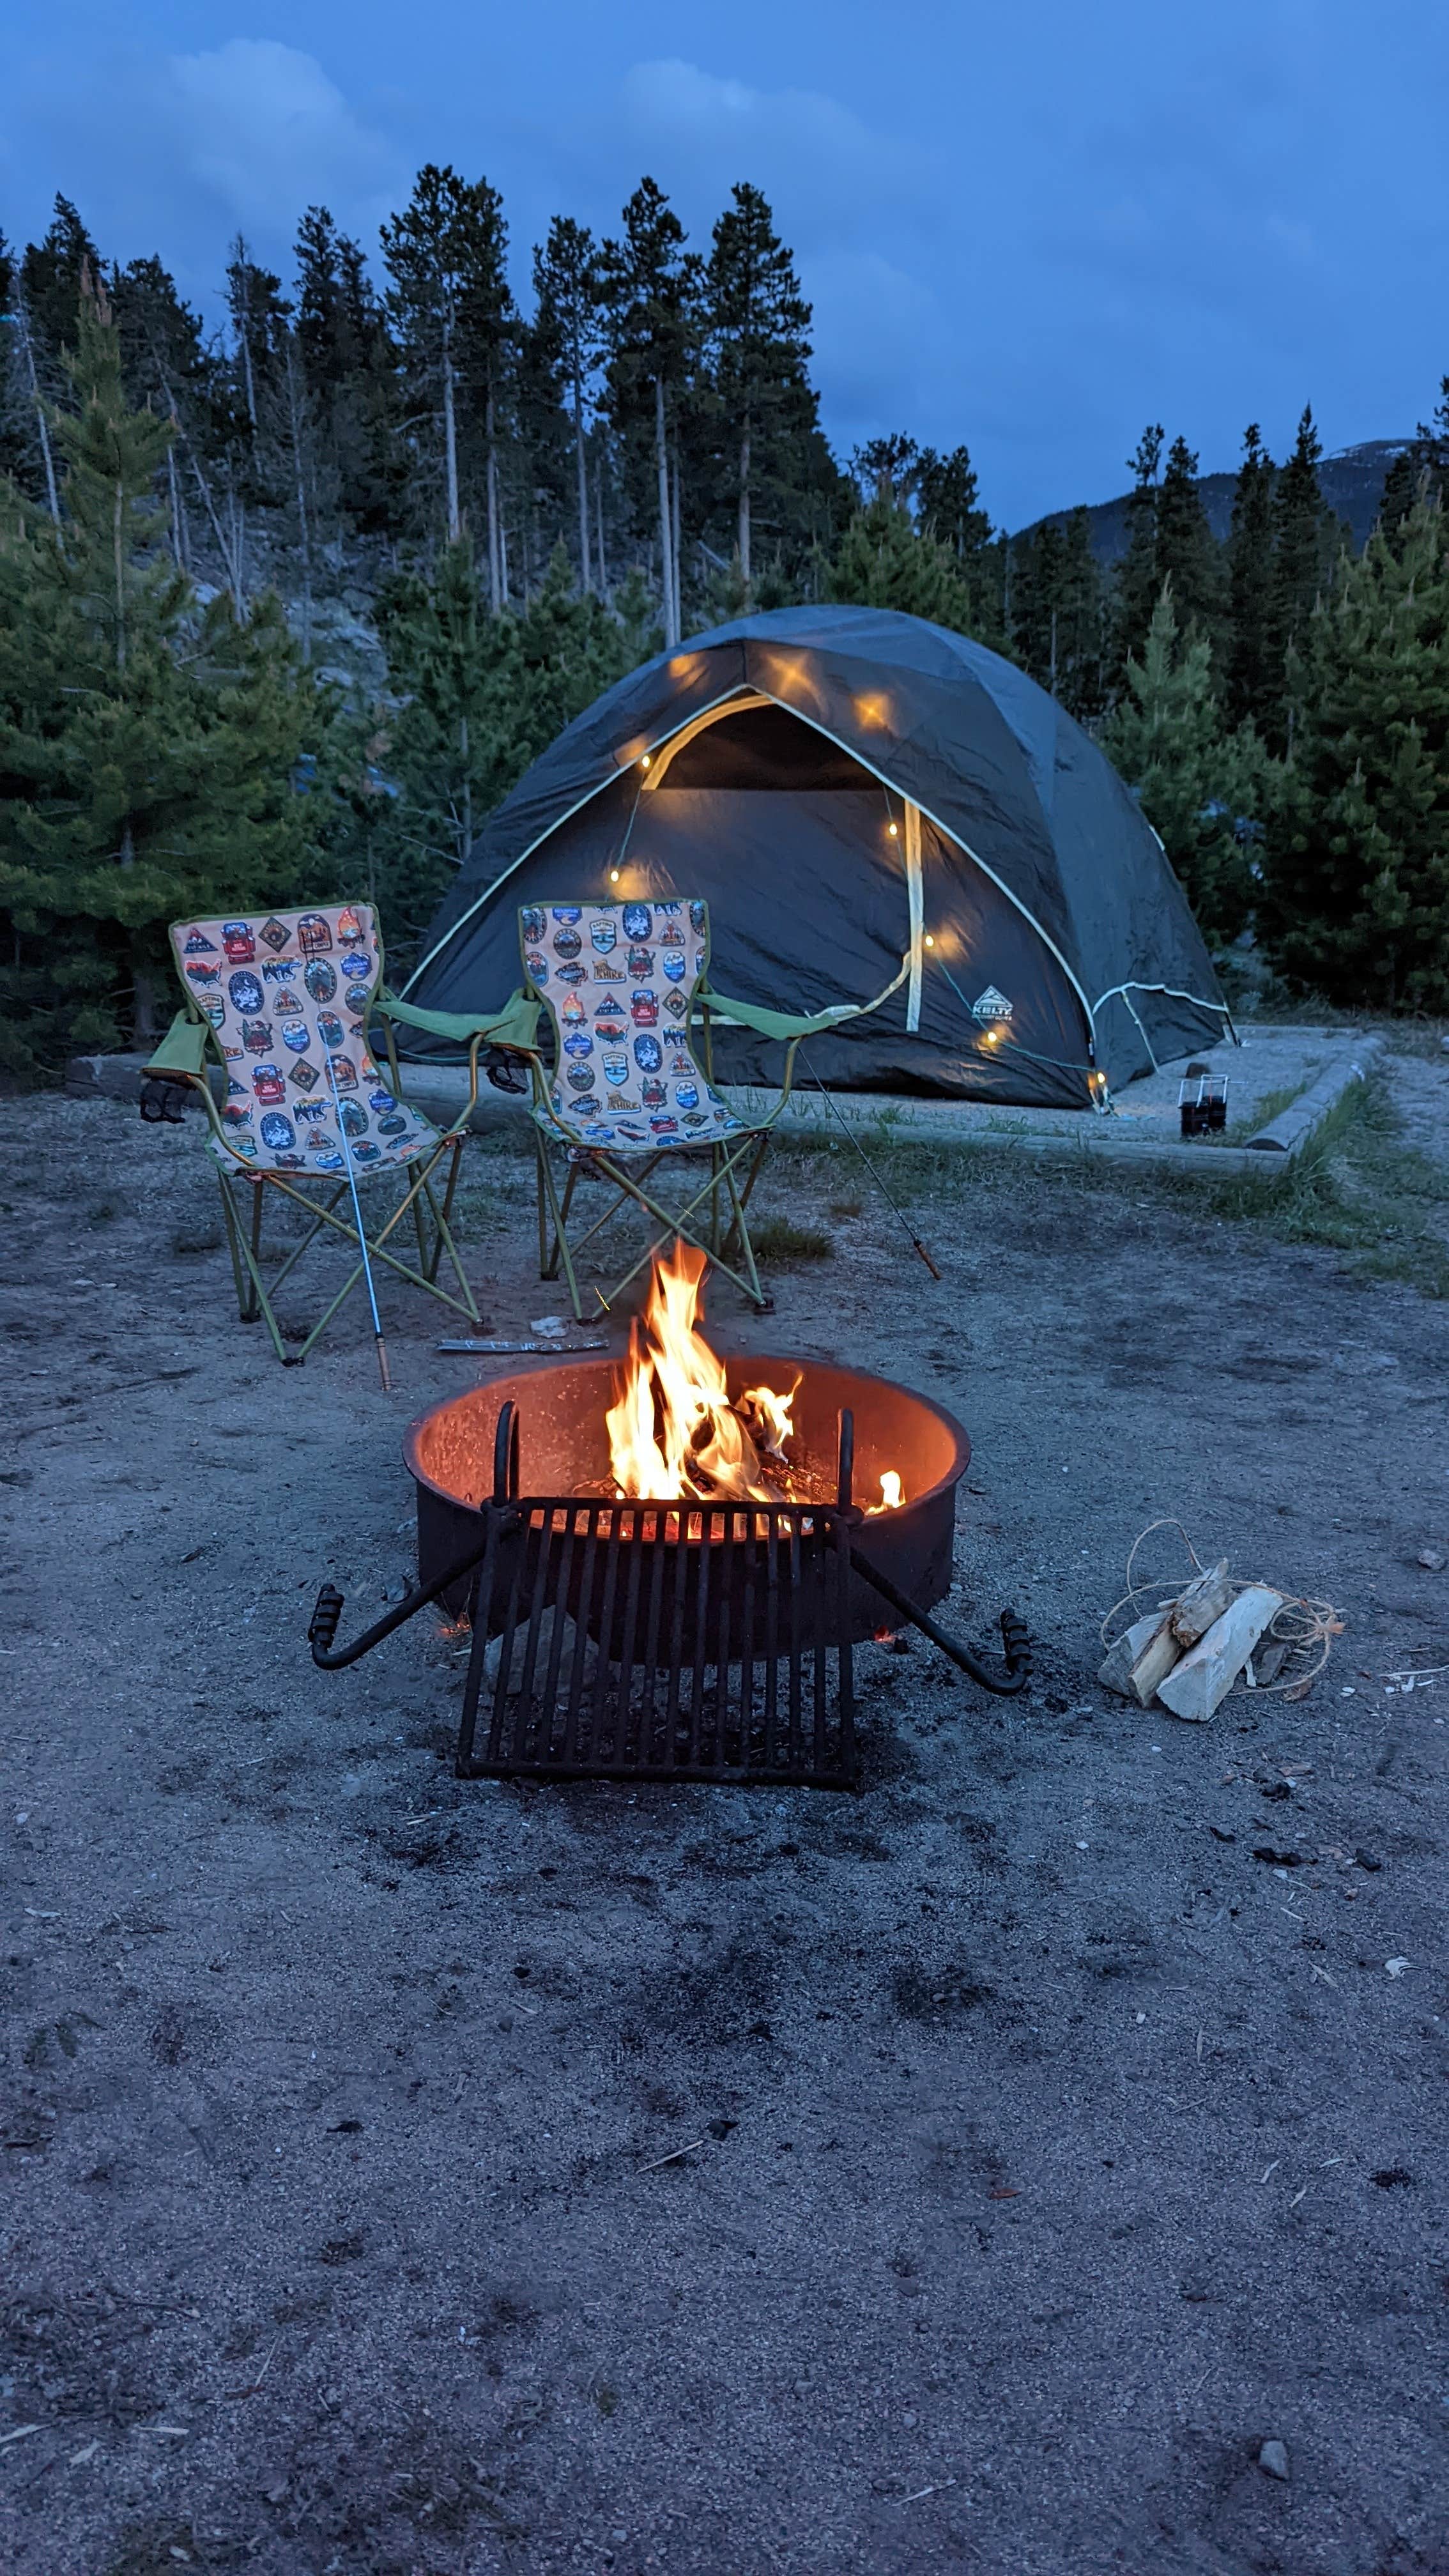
<box><xmin>402</xmin><ymin>605</ymin><xmax>1234</xmax><ymax>1109</ymax></box>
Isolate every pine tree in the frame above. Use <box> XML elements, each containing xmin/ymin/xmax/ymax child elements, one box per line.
<box><xmin>1225</xmin><ymin>424</ymin><xmax>1278</xmax><ymax>726</ymax></box>
<box><xmin>1114</xmin><ymin>423</ymin><xmax>1163</xmax><ymax>679</ymax></box>
<box><xmin>1271</xmin><ymin>405</ymin><xmax>1334</xmax><ymax>688</ymax></box>
<box><xmin>1155</xmin><ymin>433</ymin><xmax>1222</xmax><ymax>640</ymax></box>
<box><xmin>824</xmin><ymin>493</ymin><xmax>976</xmax><ymax>632</ymax></box>
<box><xmin>372</xmin><ymin>540</ymin><xmax>648</xmax><ymax>953</ymax></box>
<box><xmin>1010</xmin><ymin>508</ymin><xmax>1105</xmax><ymax>717</ymax></box>
<box><xmin>293</xmin><ymin>205</ymin><xmax>402</xmax><ymax>536</ymax></box>
<box><xmin>916</xmin><ymin>444</ymin><xmax>1000</xmax><ymax>646</ymax></box>
<box><xmin>704</xmin><ymin>185</ymin><xmax>815</xmax><ymax>596</ymax></box>
<box><xmin>533</xmin><ymin>218</ymin><xmax>602</xmax><ymax>593</ymax></box>
<box><xmin>598</xmin><ymin>180</ymin><xmax>702</xmax><ymax>649</ymax></box>
<box><xmin>0</xmin><ymin>232</ymin><xmax>61</xmax><ymax>514</ymax></box>
<box><xmin>20</xmin><ymin>197</ymin><xmax>102</xmax><ymax>370</ymax></box>
<box><xmin>380</xmin><ymin>167</ymin><xmax>515</xmax><ymax>596</ymax></box>
<box><xmin>0</xmin><ymin>280</ymin><xmax>321</xmax><ymax>1070</ymax></box>
<box><xmin>1103</xmin><ymin>585</ymin><xmax>1276</xmax><ymax>947</ymax></box>
<box><xmin>1260</xmin><ymin>500</ymin><xmax>1449</xmax><ymax>1007</ymax></box>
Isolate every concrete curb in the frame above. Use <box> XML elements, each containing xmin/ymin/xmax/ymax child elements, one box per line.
<box><xmin>1242</xmin><ymin>1032</ymin><xmax>1385</xmax><ymax>1151</ymax></box>
<box><xmin>65</xmin><ymin>1035</ymin><xmax>1385</xmax><ymax>1182</ymax></box>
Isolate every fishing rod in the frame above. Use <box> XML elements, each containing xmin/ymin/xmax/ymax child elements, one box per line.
<box><xmin>324</xmin><ymin>1049</ymin><xmax>391</xmax><ymax>1392</ymax></box>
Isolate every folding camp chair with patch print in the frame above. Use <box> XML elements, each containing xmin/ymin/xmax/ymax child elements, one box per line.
<box><xmin>516</xmin><ymin>896</ymin><xmax>889</xmax><ymax>1317</ymax></box>
<box><xmin>143</xmin><ymin>903</ymin><xmax>537</xmax><ymax>1364</ymax></box>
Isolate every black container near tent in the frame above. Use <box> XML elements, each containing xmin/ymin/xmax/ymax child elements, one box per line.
<box><xmin>401</xmin><ymin>605</ymin><xmax>1232</xmax><ymax>1110</ymax></box>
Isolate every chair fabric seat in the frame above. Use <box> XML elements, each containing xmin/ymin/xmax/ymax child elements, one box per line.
<box><xmin>529</xmin><ymin>1093</ymin><xmax>751</xmax><ymax>1154</ymax></box>
<box><xmin>175</xmin><ymin>905</ymin><xmax>439</xmax><ymax>1176</ymax></box>
<box><xmin>523</xmin><ymin>896</ymin><xmax>749</xmax><ymax>1156</ymax></box>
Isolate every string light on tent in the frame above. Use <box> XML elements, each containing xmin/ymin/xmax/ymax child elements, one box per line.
<box><xmin>924</xmin><ymin>933</ymin><xmax>935</xmax><ymax>948</ymax></box>
<box><xmin>887</xmin><ymin>820</ymin><xmax>898</xmax><ymax>838</ymax></box>
<box><xmin>640</xmin><ymin>753</ymin><xmax>651</xmax><ymax>770</ymax></box>
<box><xmin>609</xmin><ymin>868</ymin><xmax>620</xmax><ymax>882</ymax></box>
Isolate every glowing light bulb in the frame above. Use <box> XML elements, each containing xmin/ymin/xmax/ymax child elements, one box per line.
<box><xmin>924</xmin><ymin>933</ymin><xmax>935</xmax><ymax>948</ymax></box>
<box><xmin>640</xmin><ymin>753</ymin><xmax>651</xmax><ymax>770</ymax></box>
<box><xmin>609</xmin><ymin>868</ymin><xmax>620</xmax><ymax>882</ymax></box>
<box><xmin>887</xmin><ymin>821</ymin><xmax>898</xmax><ymax>838</ymax></box>
<box><xmin>983</xmin><ymin>1028</ymin><xmax>998</xmax><ymax>1045</ymax></box>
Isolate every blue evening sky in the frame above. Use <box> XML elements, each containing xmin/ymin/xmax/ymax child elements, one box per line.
<box><xmin>4</xmin><ymin>0</ymin><xmax>1444</xmax><ymax>528</ymax></box>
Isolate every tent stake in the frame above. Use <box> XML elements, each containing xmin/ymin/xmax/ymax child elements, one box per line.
<box><xmin>806</xmin><ymin>1068</ymin><xmax>941</xmax><ymax>1280</ymax></box>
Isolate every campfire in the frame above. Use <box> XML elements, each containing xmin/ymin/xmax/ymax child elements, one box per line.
<box><xmin>605</xmin><ymin>1239</ymin><xmax>903</xmax><ymax>1518</ymax></box>
<box><xmin>310</xmin><ymin>1268</ymin><xmax>1030</xmax><ymax>1793</ymax></box>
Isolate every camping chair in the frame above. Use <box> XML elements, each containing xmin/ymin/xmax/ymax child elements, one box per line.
<box><xmin>143</xmin><ymin>902</ymin><xmax>537</xmax><ymax>1365</ymax></box>
<box><xmin>513</xmin><ymin>896</ymin><xmax>890</xmax><ymax>1316</ymax></box>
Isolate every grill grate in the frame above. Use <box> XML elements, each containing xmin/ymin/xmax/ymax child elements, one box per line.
<box><xmin>309</xmin><ymin>1393</ymin><xmax>1031</xmax><ymax>1794</ymax></box>
<box><xmin>455</xmin><ymin>1491</ymin><xmax>858</xmax><ymax>1789</ymax></box>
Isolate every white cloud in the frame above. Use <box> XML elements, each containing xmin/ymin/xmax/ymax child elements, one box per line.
<box><xmin>166</xmin><ymin>40</ymin><xmax>400</xmax><ymax>245</ymax></box>
<box><xmin>618</xmin><ymin>57</ymin><xmax>931</xmax><ymax>244</ymax></box>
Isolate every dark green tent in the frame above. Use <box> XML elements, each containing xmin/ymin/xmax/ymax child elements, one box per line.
<box><xmin>402</xmin><ymin>605</ymin><xmax>1231</xmax><ymax>1108</ymax></box>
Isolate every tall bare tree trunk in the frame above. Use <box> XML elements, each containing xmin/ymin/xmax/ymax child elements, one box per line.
<box><xmin>284</xmin><ymin>342</ymin><xmax>313</xmax><ymax>663</ymax></box>
<box><xmin>16</xmin><ymin>299</ymin><xmax>60</xmax><ymax>523</ymax></box>
<box><xmin>572</xmin><ymin>365</ymin><xmax>591</xmax><ymax>594</ymax></box>
<box><xmin>595</xmin><ymin>456</ymin><xmax>608</xmax><ymax>601</ymax></box>
<box><xmin>655</xmin><ymin>376</ymin><xmax>677</xmax><ymax>649</ymax></box>
<box><xmin>670</xmin><ymin>440</ymin><xmax>683</xmax><ymax>644</ymax></box>
<box><xmin>485</xmin><ymin>379</ymin><xmax>502</xmax><ymax>612</ymax></box>
<box><xmin>459</xmin><ymin>715</ymin><xmax>472</xmax><ymax>864</ymax></box>
<box><xmin>442</xmin><ymin>304</ymin><xmax>461</xmax><ymax>545</ymax></box>
<box><xmin>112</xmin><ymin>480</ymin><xmax>127</xmax><ymax>675</ymax></box>
<box><xmin>182</xmin><ymin>432</ymin><xmax>245</xmax><ymax>618</ymax></box>
<box><xmin>233</xmin><ymin>237</ymin><xmax>257</xmax><ymax>426</ymax></box>
<box><xmin>738</xmin><ymin>421</ymin><xmax>751</xmax><ymax>592</ymax></box>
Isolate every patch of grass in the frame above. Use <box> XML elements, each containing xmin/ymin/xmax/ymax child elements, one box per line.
<box><xmin>1223</xmin><ymin>1077</ymin><xmax>1306</xmax><ymax>1143</ymax></box>
<box><xmin>749</xmin><ymin>1213</ymin><xmax>834</xmax><ymax>1263</ymax></box>
<box><xmin>1174</xmin><ymin>1079</ymin><xmax>1449</xmax><ymax>1295</ymax></box>
<box><xmin>870</xmin><ymin>1078</ymin><xmax>1449</xmax><ymax>1299</ymax></box>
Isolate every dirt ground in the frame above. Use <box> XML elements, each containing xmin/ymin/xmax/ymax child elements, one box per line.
<box><xmin>2</xmin><ymin>1065</ymin><xmax>1446</xmax><ymax>2576</ymax></box>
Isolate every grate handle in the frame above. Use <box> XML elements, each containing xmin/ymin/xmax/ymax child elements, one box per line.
<box><xmin>847</xmin><ymin>1547</ymin><xmax>1032</xmax><ymax>1696</ymax></box>
<box><xmin>309</xmin><ymin>1508</ymin><xmax>518</xmax><ymax>1670</ymax></box>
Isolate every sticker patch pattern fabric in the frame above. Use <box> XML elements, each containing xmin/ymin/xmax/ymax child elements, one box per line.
<box><xmin>171</xmin><ymin>904</ymin><xmax>434</xmax><ymax>1172</ymax></box>
<box><xmin>520</xmin><ymin>898</ymin><xmax>744</xmax><ymax>1153</ymax></box>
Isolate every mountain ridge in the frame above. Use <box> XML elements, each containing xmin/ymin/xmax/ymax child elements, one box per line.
<box><xmin>1015</xmin><ymin>438</ymin><xmax>1408</xmax><ymax>562</ymax></box>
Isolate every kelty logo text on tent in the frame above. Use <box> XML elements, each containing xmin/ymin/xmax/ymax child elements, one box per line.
<box><xmin>972</xmin><ymin>986</ymin><xmax>1013</xmax><ymax>1023</ymax></box>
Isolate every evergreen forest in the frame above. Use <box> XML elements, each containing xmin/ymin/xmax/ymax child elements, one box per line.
<box><xmin>4</xmin><ymin>173</ymin><xmax>1449</xmax><ymax>1074</ymax></box>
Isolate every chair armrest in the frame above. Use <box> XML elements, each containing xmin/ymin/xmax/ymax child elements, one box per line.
<box><xmin>145</xmin><ymin>1012</ymin><xmax>211</xmax><ymax>1077</ymax></box>
<box><xmin>695</xmin><ymin>988</ymin><xmax>862</xmax><ymax>1043</ymax></box>
<box><xmin>375</xmin><ymin>988</ymin><xmax>542</xmax><ymax>1054</ymax></box>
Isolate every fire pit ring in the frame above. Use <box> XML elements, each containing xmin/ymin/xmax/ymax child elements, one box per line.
<box><xmin>406</xmin><ymin>1356</ymin><xmax>970</xmax><ymax>1644</ymax></box>
<box><xmin>310</xmin><ymin>1347</ymin><xmax>1029</xmax><ymax>1791</ymax></box>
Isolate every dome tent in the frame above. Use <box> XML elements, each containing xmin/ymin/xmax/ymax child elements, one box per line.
<box><xmin>402</xmin><ymin>604</ymin><xmax>1231</xmax><ymax>1110</ymax></box>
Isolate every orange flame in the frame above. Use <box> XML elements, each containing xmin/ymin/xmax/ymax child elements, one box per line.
<box><xmin>604</xmin><ymin>1241</ymin><xmax>906</xmax><ymax>1516</ymax></box>
<box><xmin>606</xmin><ymin>1240</ymin><xmax>795</xmax><ymax>1502</ymax></box>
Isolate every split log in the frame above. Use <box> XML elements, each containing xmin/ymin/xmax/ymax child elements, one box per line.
<box><xmin>1169</xmin><ymin>1560</ymin><xmax>1234</xmax><ymax>1648</ymax></box>
<box><xmin>1156</xmin><ymin>1587</ymin><xmax>1284</xmax><ymax>1723</ymax></box>
<box><xmin>1098</xmin><ymin>1607</ymin><xmax>1183</xmax><ymax>1705</ymax></box>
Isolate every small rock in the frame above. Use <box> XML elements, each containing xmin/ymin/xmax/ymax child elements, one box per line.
<box><xmin>263</xmin><ymin>2477</ymin><xmax>289</xmax><ymax>2505</ymax></box>
<box><xmin>1384</xmin><ymin>1957</ymin><xmax>1411</xmax><ymax>1977</ymax></box>
<box><xmin>1416</xmin><ymin>1547</ymin><xmax>1444</xmax><ymax>1571</ymax></box>
<box><xmin>1258</xmin><ymin>2439</ymin><xmax>1290</xmax><ymax>2481</ymax></box>
<box><xmin>1354</xmin><ymin>1848</ymin><xmax>1381</xmax><ymax>1872</ymax></box>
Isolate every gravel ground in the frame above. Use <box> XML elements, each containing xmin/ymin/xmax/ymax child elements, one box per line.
<box><xmin>1</xmin><ymin>1084</ymin><xmax>1446</xmax><ymax>2576</ymax></box>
